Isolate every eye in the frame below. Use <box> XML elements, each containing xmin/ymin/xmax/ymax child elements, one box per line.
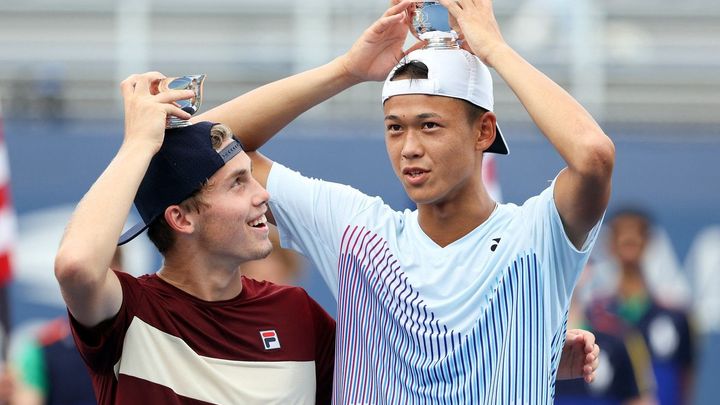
<box><xmin>386</xmin><ymin>124</ymin><xmax>402</xmax><ymax>132</ymax></box>
<box><xmin>422</xmin><ymin>122</ymin><xmax>439</xmax><ymax>130</ymax></box>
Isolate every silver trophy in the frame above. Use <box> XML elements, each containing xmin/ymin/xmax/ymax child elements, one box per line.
<box><xmin>154</xmin><ymin>74</ymin><xmax>206</xmax><ymax>128</ymax></box>
<box><xmin>409</xmin><ymin>1</ymin><xmax>458</xmax><ymax>49</ymax></box>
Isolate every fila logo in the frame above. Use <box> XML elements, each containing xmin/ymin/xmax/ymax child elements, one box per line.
<box><xmin>260</xmin><ymin>330</ymin><xmax>281</xmax><ymax>350</ymax></box>
<box><xmin>490</xmin><ymin>237</ymin><xmax>501</xmax><ymax>252</ymax></box>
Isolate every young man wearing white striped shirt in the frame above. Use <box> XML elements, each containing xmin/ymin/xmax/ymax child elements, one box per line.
<box><xmin>199</xmin><ymin>0</ymin><xmax>612</xmax><ymax>402</ymax></box>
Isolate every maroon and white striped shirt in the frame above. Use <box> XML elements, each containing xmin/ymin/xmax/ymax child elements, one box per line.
<box><xmin>70</xmin><ymin>271</ymin><xmax>335</xmax><ymax>404</ymax></box>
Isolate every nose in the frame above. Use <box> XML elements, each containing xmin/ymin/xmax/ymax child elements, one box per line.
<box><xmin>401</xmin><ymin>131</ymin><xmax>424</xmax><ymax>160</ymax></box>
<box><xmin>251</xmin><ymin>177</ymin><xmax>270</xmax><ymax>207</ymax></box>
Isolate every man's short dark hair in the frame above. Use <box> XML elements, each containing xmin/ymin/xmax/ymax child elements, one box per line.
<box><xmin>608</xmin><ymin>206</ymin><xmax>653</xmax><ymax>236</ymax></box>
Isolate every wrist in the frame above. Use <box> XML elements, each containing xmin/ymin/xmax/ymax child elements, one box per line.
<box><xmin>482</xmin><ymin>43</ymin><xmax>515</xmax><ymax>69</ymax></box>
<box><xmin>333</xmin><ymin>54</ymin><xmax>366</xmax><ymax>87</ymax></box>
<box><xmin>118</xmin><ymin>138</ymin><xmax>161</xmax><ymax>160</ymax></box>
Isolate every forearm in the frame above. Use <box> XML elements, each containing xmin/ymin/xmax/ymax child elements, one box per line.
<box><xmin>488</xmin><ymin>45</ymin><xmax>613</xmax><ymax>175</ymax></box>
<box><xmin>56</xmin><ymin>142</ymin><xmax>154</xmax><ymax>282</ymax></box>
<box><xmin>197</xmin><ymin>56</ymin><xmax>360</xmax><ymax>151</ymax></box>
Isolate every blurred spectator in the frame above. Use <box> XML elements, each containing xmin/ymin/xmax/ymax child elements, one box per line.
<box><xmin>0</xmin><ymin>249</ymin><xmax>124</xmax><ymax>405</ymax></box>
<box><xmin>591</xmin><ymin>220</ymin><xmax>690</xmax><ymax>311</ymax></box>
<box><xmin>12</xmin><ymin>318</ymin><xmax>94</xmax><ymax>405</ymax></box>
<box><xmin>590</xmin><ymin>208</ymin><xmax>695</xmax><ymax>405</ymax></box>
<box><xmin>685</xmin><ymin>225</ymin><xmax>720</xmax><ymax>335</ymax></box>
<box><xmin>556</xmin><ymin>267</ymin><xmax>654</xmax><ymax>405</ymax></box>
<box><xmin>241</xmin><ymin>226</ymin><xmax>307</xmax><ymax>286</ymax></box>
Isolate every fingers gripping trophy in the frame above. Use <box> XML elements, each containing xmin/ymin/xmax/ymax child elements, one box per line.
<box><xmin>152</xmin><ymin>74</ymin><xmax>206</xmax><ymax>128</ymax></box>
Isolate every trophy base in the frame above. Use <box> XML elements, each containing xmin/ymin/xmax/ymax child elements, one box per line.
<box><xmin>166</xmin><ymin>117</ymin><xmax>193</xmax><ymax>129</ymax></box>
<box><xmin>419</xmin><ymin>31</ymin><xmax>460</xmax><ymax>49</ymax></box>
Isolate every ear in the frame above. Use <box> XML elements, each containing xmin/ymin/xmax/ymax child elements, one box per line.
<box><xmin>164</xmin><ymin>205</ymin><xmax>195</xmax><ymax>236</ymax></box>
<box><xmin>474</xmin><ymin>111</ymin><xmax>497</xmax><ymax>152</ymax></box>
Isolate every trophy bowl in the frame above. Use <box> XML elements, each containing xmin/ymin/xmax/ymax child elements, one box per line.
<box><xmin>409</xmin><ymin>1</ymin><xmax>456</xmax><ymax>46</ymax></box>
<box><xmin>154</xmin><ymin>74</ymin><xmax>206</xmax><ymax>128</ymax></box>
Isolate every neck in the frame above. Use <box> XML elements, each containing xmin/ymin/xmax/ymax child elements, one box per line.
<box><xmin>618</xmin><ymin>264</ymin><xmax>646</xmax><ymax>301</ymax></box>
<box><xmin>417</xmin><ymin>182</ymin><xmax>496</xmax><ymax>247</ymax></box>
<box><xmin>158</xmin><ymin>251</ymin><xmax>244</xmax><ymax>301</ymax></box>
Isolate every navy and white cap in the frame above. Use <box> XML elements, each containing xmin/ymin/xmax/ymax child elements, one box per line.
<box><xmin>118</xmin><ymin>121</ymin><xmax>244</xmax><ymax>245</ymax></box>
<box><xmin>382</xmin><ymin>48</ymin><xmax>509</xmax><ymax>155</ymax></box>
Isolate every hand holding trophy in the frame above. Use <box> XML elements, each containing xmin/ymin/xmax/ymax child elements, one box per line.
<box><xmin>152</xmin><ymin>74</ymin><xmax>206</xmax><ymax>128</ymax></box>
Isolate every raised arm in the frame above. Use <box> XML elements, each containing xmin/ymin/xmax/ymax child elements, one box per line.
<box><xmin>440</xmin><ymin>0</ymin><xmax>614</xmax><ymax>248</ymax></box>
<box><xmin>195</xmin><ymin>1</ymin><xmax>416</xmax><ymax>185</ymax></box>
<box><xmin>54</xmin><ymin>73</ymin><xmax>193</xmax><ymax>327</ymax></box>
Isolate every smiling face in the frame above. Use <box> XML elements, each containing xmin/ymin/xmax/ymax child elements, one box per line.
<box><xmin>190</xmin><ymin>145</ymin><xmax>272</xmax><ymax>263</ymax></box>
<box><xmin>384</xmin><ymin>94</ymin><xmax>490</xmax><ymax>206</ymax></box>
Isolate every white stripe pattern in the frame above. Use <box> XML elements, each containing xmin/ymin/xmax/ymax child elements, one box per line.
<box><xmin>118</xmin><ymin>317</ymin><xmax>316</xmax><ymax>405</ymax></box>
<box><xmin>334</xmin><ymin>226</ymin><xmax>569</xmax><ymax>405</ymax></box>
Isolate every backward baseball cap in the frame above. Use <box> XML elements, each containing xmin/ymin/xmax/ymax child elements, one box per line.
<box><xmin>118</xmin><ymin>121</ymin><xmax>244</xmax><ymax>245</ymax></box>
<box><xmin>381</xmin><ymin>48</ymin><xmax>509</xmax><ymax>155</ymax></box>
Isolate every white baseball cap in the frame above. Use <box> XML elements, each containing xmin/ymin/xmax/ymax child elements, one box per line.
<box><xmin>382</xmin><ymin>48</ymin><xmax>509</xmax><ymax>155</ymax></box>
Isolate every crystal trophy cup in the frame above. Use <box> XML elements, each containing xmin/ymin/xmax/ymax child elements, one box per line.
<box><xmin>153</xmin><ymin>74</ymin><xmax>206</xmax><ymax>128</ymax></box>
<box><xmin>410</xmin><ymin>1</ymin><xmax>458</xmax><ymax>49</ymax></box>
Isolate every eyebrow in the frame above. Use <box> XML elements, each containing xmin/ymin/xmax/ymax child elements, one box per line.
<box><xmin>384</xmin><ymin>112</ymin><xmax>442</xmax><ymax>121</ymax></box>
<box><xmin>227</xmin><ymin>168</ymin><xmax>249</xmax><ymax>182</ymax></box>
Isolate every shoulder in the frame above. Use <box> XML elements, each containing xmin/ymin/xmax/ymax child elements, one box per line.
<box><xmin>646</xmin><ymin>301</ymin><xmax>692</xmax><ymax>330</ymax></box>
<box><xmin>269</xmin><ymin>162</ymin><xmax>388</xmax><ymax>209</ymax></box>
<box><xmin>113</xmin><ymin>270</ymin><xmax>154</xmax><ymax>295</ymax></box>
<box><xmin>241</xmin><ymin>278</ymin><xmax>333</xmax><ymax>323</ymax></box>
<box><xmin>241</xmin><ymin>277</ymin><xmax>312</xmax><ymax>301</ymax></box>
<box><xmin>515</xmin><ymin>181</ymin><xmax>556</xmax><ymax>215</ymax></box>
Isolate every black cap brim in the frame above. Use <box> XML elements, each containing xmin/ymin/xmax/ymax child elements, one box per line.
<box><xmin>485</xmin><ymin>123</ymin><xmax>509</xmax><ymax>155</ymax></box>
<box><xmin>118</xmin><ymin>220</ymin><xmax>150</xmax><ymax>246</ymax></box>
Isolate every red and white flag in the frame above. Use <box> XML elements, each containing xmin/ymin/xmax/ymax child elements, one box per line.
<box><xmin>0</xmin><ymin>102</ymin><xmax>15</xmax><ymax>287</ymax></box>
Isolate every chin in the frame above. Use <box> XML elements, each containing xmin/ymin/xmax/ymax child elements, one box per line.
<box><xmin>257</xmin><ymin>241</ymin><xmax>274</xmax><ymax>260</ymax></box>
<box><xmin>405</xmin><ymin>189</ymin><xmax>444</xmax><ymax>206</ymax></box>
<box><xmin>403</xmin><ymin>185</ymin><xmax>426</xmax><ymax>204</ymax></box>
<box><xmin>240</xmin><ymin>242</ymin><xmax>273</xmax><ymax>262</ymax></box>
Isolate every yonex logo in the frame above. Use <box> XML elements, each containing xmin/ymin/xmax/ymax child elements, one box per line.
<box><xmin>490</xmin><ymin>237</ymin><xmax>501</xmax><ymax>252</ymax></box>
<box><xmin>260</xmin><ymin>330</ymin><xmax>281</xmax><ymax>350</ymax></box>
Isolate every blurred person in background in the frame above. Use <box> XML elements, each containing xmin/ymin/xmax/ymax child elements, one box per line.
<box><xmin>685</xmin><ymin>225</ymin><xmax>720</xmax><ymax>337</ymax></box>
<box><xmin>590</xmin><ymin>208</ymin><xmax>695</xmax><ymax>405</ymax></box>
<box><xmin>555</xmin><ymin>263</ymin><xmax>655</xmax><ymax>405</ymax></box>
<box><xmin>8</xmin><ymin>318</ymin><xmax>95</xmax><ymax>405</ymax></box>
<box><xmin>0</xmin><ymin>250</ymin><xmax>124</xmax><ymax>405</ymax></box>
<box><xmin>199</xmin><ymin>0</ymin><xmax>611</xmax><ymax>402</ymax></box>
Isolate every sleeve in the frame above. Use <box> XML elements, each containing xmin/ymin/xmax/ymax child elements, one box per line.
<box><xmin>267</xmin><ymin>163</ymin><xmax>384</xmax><ymax>296</ymax></box>
<box><xmin>68</xmin><ymin>271</ymin><xmax>144</xmax><ymax>374</ymax></box>
<box><xmin>307</xmin><ymin>294</ymin><xmax>335</xmax><ymax>405</ymax></box>
<box><xmin>521</xmin><ymin>177</ymin><xmax>604</xmax><ymax>325</ymax></box>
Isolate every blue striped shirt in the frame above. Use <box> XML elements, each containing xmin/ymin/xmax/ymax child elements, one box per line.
<box><xmin>268</xmin><ymin>163</ymin><xmax>601</xmax><ymax>404</ymax></box>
